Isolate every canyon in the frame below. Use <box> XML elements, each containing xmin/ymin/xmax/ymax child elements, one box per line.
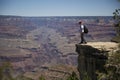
<box><xmin>0</xmin><ymin>16</ymin><xmax>116</xmax><ymax>79</ymax></box>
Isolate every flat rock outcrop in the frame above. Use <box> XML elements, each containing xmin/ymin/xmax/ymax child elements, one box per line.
<box><xmin>76</xmin><ymin>42</ymin><xmax>117</xmax><ymax>80</ymax></box>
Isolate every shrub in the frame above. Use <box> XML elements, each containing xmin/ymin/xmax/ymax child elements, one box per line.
<box><xmin>67</xmin><ymin>71</ymin><xmax>79</xmax><ymax>80</ymax></box>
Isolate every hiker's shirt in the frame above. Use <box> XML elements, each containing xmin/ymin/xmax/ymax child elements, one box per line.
<box><xmin>80</xmin><ymin>25</ymin><xmax>84</xmax><ymax>33</ymax></box>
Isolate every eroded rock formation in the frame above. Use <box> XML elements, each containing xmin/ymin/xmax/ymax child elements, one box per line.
<box><xmin>76</xmin><ymin>44</ymin><xmax>107</xmax><ymax>80</ymax></box>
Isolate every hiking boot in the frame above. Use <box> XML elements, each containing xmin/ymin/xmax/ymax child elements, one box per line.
<box><xmin>79</xmin><ymin>42</ymin><xmax>83</xmax><ymax>44</ymax></box>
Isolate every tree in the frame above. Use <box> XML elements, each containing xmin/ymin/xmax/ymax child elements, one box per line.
<box><xmin>113</xmin><ymin>9</ymin><xmax>120</xmax><ymax>36</ymax></box>
<box><xmin>112</xmin><ymin>0</ymin><xmax>120</xmax><ymax>42</ymax></box>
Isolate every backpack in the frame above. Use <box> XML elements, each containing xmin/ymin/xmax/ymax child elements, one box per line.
<box><xmin>84</xmin><ymin>25</ymin><xmax>88</xmax><ymax>33</ymax></box>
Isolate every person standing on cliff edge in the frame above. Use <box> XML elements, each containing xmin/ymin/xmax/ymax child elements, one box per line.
<box><xmin>79</xmin><ymin>21</ymin><xmax>88</xmax><ymax>44</ymax></box>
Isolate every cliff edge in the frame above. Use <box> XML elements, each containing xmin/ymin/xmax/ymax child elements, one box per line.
<box><xmin>75</xmin><ymin>42</ymin><xmax>117</xmax><ymax>80</ymax></box>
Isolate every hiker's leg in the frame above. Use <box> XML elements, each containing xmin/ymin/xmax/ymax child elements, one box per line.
<box><xmin>80</xmin><ymin>33</ymin><xmax>84</xmax><ymax>43</ymax></box>
<box><xmin>83</xmin><ymin>33</ymin><xmax>87</xmax><ymax>43</ymax></box>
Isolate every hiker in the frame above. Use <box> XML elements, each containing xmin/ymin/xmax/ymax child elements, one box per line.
<box><xmin>79</xmin><ymin>21</ymin><xmax>88</xmax><ymax>44</ymax></box>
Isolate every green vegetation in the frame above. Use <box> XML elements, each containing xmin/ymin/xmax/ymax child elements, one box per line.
<box><xmin>66</xmin><ymin>72</ymin><xmax>79</xmax><ymax>80</ymax></box>
<box><xmin>105</xmin><ymin>47</ymin><xmax>120</xmax><ymax>80</ymax></box>
<box><xmin>98</xmin><ymin>44</ymin><xmax>120</xmax><ymax>80</ymax></box>
<box><xmin>0</xmin><ymin>62</ymin><xmax>80</xmax><ymax>80</ymax></box>
<box><xmin>112</xmin><ymin>6</ymin><xmax>120</xmax><ymax>42</ymax></box>
<box><xmin>0</xmin><ymin>62</ymin><xmax>14</xmax><ymax>80</ymax></box>
<box><xmin>99</xmin><ymin>1</ymin><xmax>120</xmax><ymax>79</ymax></box>
<box><xmin>106</xmin><ymin>1</ymin><xmax>120</xmax><ymax>79</ymax></box>
<box><xmin>82</xmin><ymin>72</ymin><xmax>91</xmax><ymax>80</ymax></box>
<box><xmin>111</xmin><ymin>36</ymin><xmax>120</xmax><ymax>43</ymax></box>
<box><xmin>39</xmin><ymin>75</ymin><xmax>45</xmax><ymax>80</ymax></box>
<box><xmin>0</xmin><ymin>62</ymin><xmax>33</xmax><ymax>80</ymax></box>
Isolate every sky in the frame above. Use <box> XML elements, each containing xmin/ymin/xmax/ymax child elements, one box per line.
<box><xmin>0</xmin><ymin>0</ymin><xmax>120</xmax><ymax>16</ymax></box>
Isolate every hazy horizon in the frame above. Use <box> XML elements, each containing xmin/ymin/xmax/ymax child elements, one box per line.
<box><xmin>0</xmin><ymin>15</ymin><xmax>114</xmax><ymax>17</ymax></box>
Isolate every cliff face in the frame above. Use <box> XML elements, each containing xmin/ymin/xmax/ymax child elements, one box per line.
<box><xmin>76</xmin><ymin>44</ymin><xmax>108</xmax><ymax>80</ymax></box>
